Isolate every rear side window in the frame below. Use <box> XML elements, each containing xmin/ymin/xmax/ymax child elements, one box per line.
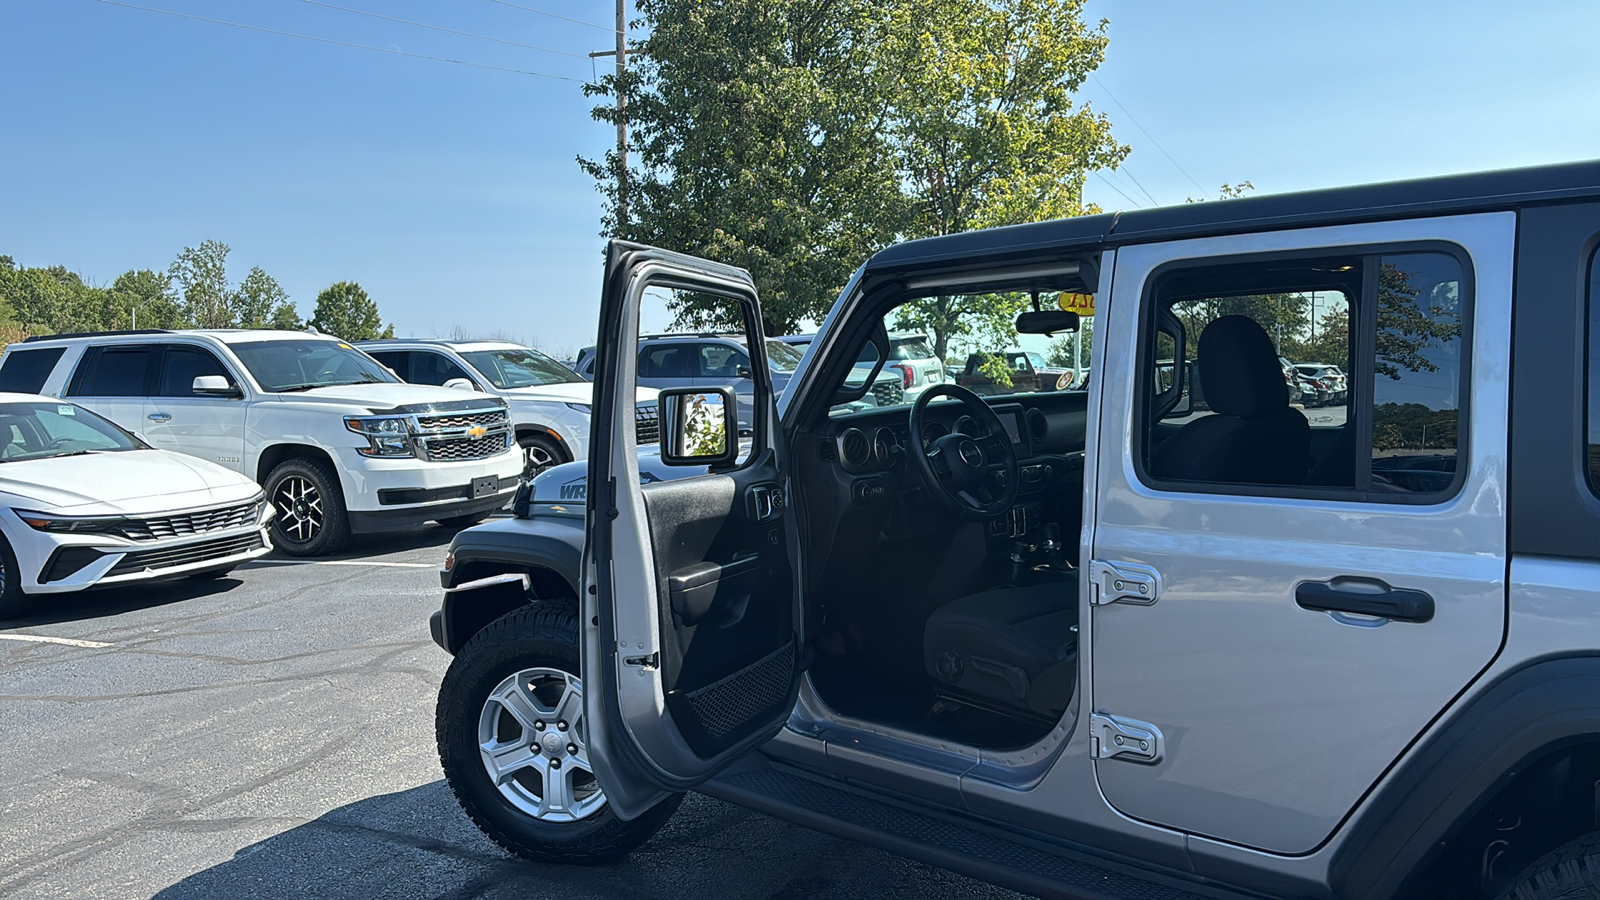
<box><xmin>639</xmin><ymin>343</ymin><xmax>693</xmax><ymax>378</ymax></box>
<box><xmin>67</xmin><ymin>347</ymin><xmax>154</xmax><ymax>397</ymax></box>
<box><xmin>1587</xmin><ymin>249</ymin><xmax>1600</xmax><ymax>496</ymax></box>
<box><xmin>407</xmin><ymin>352</ymin><xmax>474</xmax><ymax>386</ymax></box>
<box><xmin>889</xmin><ymin>337</ymin><xmax>934</xmax><ymax>361</ymax></box>
<box><xmin>696</xmin><ymin>343</ymin><xmax>749</xmax><ymax>377</ymax></box>
<box><xmin>0</xmin><ymin>348</ymin><xmax>64</xmax><ymax>394</ymax></box>
<box><xmin>158</xmin><ymin>346</ymin><xmax>234</xmax><ymax>396</ymax></box>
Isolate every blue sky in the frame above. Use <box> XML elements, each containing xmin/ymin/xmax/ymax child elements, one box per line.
<box><xmin>2</xmin><ymin>1</ymin><xmax>1596</xmax><ymax>355</ymax></box>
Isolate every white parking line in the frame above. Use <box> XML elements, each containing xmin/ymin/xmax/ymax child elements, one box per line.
<box><xmin>241</xmin><ymin>560</ymin><xmax>437</xmax><ymax>569</ymax></box>
<box><xmin>0</xmin><ymin>633</ymin><xmax>112</xmax><ymax>649</ymax></box>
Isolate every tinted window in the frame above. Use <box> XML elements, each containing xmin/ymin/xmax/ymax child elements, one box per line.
<box><xmin>366</xmin><ymin>351</ymin><xmax>405</xmax><ymax>374</ymax></box>
<box><xmin>1370</xmin><ymin>253</ymin><xmax>1465</xmax><ymax>493</ymax></box>
<box><xmin>0</xmin><ymin>348</ymin><xmax>64</xmax><ymax>394</ymax></box>
<box><xmin>71</xmin><ymin>347</ymin><xmax>153</xmax><ymax>397</ymax></box>
<box><xmin>407</xmin><ymin>352</ymin><xmax>474</xmax><ymax>386</ymax></box>
<box><xmin>763</xmin><ymin>339</ymin><xmax>804</xmax><ymax>372</ymax></box>
<box><xmin>1586</xmin><ymin>250</ymin><xmax>1600</xmax><ymax>496</ymax></box>
<box><xmin>889</xmin><ymin>337</ymin><xmax>934</xmax><ymax>361</ymax></box>
<box><xmin>460</xmin><ymin>347</ymin><xmax>583</xmax><ymax>389</ymax></box>
<box><xmin>639</xmin><ymin>344</ymin><xmax>694</xmax><ymax>379</ymax></box>
<box><xmin>158</xmin><ymin>346</ymin><xmax>233</xmax><ymax>396</ymax></box>
<box><xmin>697</xmin><ymin>342</ymin><xmax>749</xmax><ymax>378</ymax></box>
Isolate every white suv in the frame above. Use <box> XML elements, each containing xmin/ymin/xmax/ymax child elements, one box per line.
<box><xmin>357</xmin><ymin>339</ymin><xmax>660</xmax><ymax>479</ymax></box>
<box><xmin>0</xmin><ymin>330</ymin><xmax>521</xmax><ymax>556</ymax></box>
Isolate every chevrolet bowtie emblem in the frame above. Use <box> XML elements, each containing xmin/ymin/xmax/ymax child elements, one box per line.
<box><xmin>466</xmin><ymin>425</ymin><xmax>487</xmax><ymax>440</ymax></box>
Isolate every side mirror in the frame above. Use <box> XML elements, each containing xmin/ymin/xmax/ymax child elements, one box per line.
<box><xmin>658</xmin><ymin>387</ymin><xmax>738</xmax><ymax>467</ymax></box>
<box><xmin>443</xmin><ymin>377</ymin><xmax>476</xmax><ymax>391</ymax></box>
<box><xmin>736</xmin><ymin>365</ymin><xmax>753</xmax><ymax>379</ymax></box>
<box><xmin>192</xmin><ymin>375</ymin><xmax>242</xmax><ymax>398</ymax></box>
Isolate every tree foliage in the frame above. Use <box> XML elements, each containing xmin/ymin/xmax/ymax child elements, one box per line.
<box><xmin>309</xmin><ymin>281</ymin><xmax>393</xmax><ymax>341</ymax></box>
<box><xmin>585</xmin><ymin>0</ymin><xmax>1128</xmax><ymax>345</ymax></box>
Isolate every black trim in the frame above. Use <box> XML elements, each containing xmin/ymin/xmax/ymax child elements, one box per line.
<box><xmin>23</xmin><ymin>329</ymin><xmax>170</xmax><ymax>343</ymax></box>
<box><xmin>377</xmin><ymin>484</ymin><xmax>475</xmax><ymax>506</ymax></box>
<box><xmin>438</xmin><ymin>517</ymin><xmax>584</xmax><ymax>591</ymax></box>
<box><xmin>38</xmin><ymin>546</ymin><xmax>106</xmax><ymax>583</ymax></box>
<box><xmin>1131</xmin><ymin>240</ymin><xmax>1475</xmax><ymax>505</ymax></box>
<box><xmin>1509</xmin><ymin>202</ymin><xmax>1600</xmax><ymax>560</ymax></box>
<box><xmin>347</xmin><ymin>488</ymin><xmax>514</xmax><ymax>533</ymax></box>
<box><xmin>1327</xmin><ymin>654</ymin><xmax>1600</xmax><ymax>899</ymax></box>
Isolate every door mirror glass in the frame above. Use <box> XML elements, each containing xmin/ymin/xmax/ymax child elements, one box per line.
<box><xmin>191</xmin><ymin>375</ymin><xmax>240</xmax><ymax>397</ymax></box>
<box><xmin>442</xmin><ymin>377</ymin><xmax>476</xmax><ymax>391</ymax></box>
<box><xmin>659</xmin><ymin>387</ymin><xmax>737</xmax><ymax>466</ymax></box>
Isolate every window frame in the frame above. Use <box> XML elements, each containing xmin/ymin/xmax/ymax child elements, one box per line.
<box><xmin>64</xmin><ymin>344</ymin><xmax>160</xmax><ymax>398</ymax></box>
<box><xmin>1132</xmin><ymin>239</ymin><xmax>1476</xmax><ymax>506</ymax></box>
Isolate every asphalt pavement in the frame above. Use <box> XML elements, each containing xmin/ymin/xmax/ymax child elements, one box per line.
<box><xmin>0</xmin><ymin>524</ymin><xmax>1022</xmax><ymax>900</ymax></box>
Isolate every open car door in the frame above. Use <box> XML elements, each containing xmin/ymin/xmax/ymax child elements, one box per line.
<box><xmin>581</xmin><ymin>241</ymin><xmax>803</xmax><ymax>819</ymax></box>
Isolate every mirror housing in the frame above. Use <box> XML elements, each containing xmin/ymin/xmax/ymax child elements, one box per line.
<box><xmin>192</xmin><ymin>375</ymin><xmax>242</xmax><ymax>398</ymax></box>
<box><xmin>443</xmin><ymin>377</ymin><xmax>477</xmax><ymax>391</ymax></box>
<box><xmin>1015</xmin><ymin>310</ymin><xmax>1080</xmax><ymax>336</ymax></box>
<box><xmin>658</xmin><ymin>387</ymin><xmax>738</xmax><ymax>467</ymax></box>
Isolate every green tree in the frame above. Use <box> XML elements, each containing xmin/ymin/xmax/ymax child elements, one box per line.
<box><xmin>1045</xmin><ymin>318</ymin><xmax>1093</xmax><ymax>369</ymax></box>
<box><xmin>232</xmin><ymin>266</ymin><xmax>300</xmax><ymax>329</ymax></box>
<box><xmin>584</xmin><ymin>0</ymin><xmax>906</xmax><ymax>335</ymax></box>
<box><xmin>309</xmin><ymin>281</ymin><xmax>393</xmax><ymax>341</ymax></box>
<box><xmin>169</xmin><ymin>240</ymin><xmax>233</xmax><ymax>329</ymax></box>
<box><xmin>110</xmin><ymin>269</ymin><xmax>185</xmax><ymax>330</ymax></box>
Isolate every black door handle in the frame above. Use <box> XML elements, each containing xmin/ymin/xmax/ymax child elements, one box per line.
<box><xmin>1295</xmin><ymin>579</ymin><xmax>1434</xmax><ymax>623</ymax></box>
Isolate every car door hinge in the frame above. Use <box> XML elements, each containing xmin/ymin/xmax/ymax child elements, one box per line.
<box><xmin>1088</xmin><ymin>560</ymin><xmax>1161</xmax><ymax>606</ymax></box>
<box><xmin>1090</xmin><ymin>713</ymin><xmax>1163</xmax><ymax>764</ymax></box>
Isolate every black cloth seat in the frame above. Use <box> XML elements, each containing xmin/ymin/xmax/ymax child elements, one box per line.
<box><xmin>1150</xmin><ymin>315</ymin><xmax>1311</xmax><ymax>485</ymax></box>
<box><xmin>923</xmin><ymin>576</ymin><xmax>1078</xmax><ymax>721</ymax></box>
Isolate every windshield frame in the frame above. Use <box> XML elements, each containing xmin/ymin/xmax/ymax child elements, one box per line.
<box><xmin>229</xmin><ymin>339</ymin><xmax>403</xmax><ymax>393</ymax></box>
<box><xmin>460</xmin><ymin>347</ymin><xmax>585</xmax><ymax>390</ymax></box>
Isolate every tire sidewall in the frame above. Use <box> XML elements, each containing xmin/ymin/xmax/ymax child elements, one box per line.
<box><xmin>519</xmin><ymin>434</ymin><xmax>567</xmax><ymax>481</ymax></box>
<box><xmin>0</xmin><ymin>531</ymin><xmax>29</xmax><ymax>620</ymax></box>
<box><xmin>265</xmin><ymin>458</ymin><xmax>349</xmax><ymax>557</ymax></box>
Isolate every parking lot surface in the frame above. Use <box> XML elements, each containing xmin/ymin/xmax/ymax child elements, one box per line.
<box><xmin>0</xmin><ymin>525</ymin><xmax>1022</xmax><ymax>900</ymax></box>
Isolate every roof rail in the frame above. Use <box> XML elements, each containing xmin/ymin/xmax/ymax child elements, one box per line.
<box><xmin>23</xmin><ymin>328</ymin><xmax>173</xmax><ymax>343</ymax></box>
<box><xmin>640</xmin><ymin>331</ymin><xmax>745</xmax><ymax>340</ymax></box>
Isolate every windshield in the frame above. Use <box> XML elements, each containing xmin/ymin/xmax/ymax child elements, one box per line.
<box><xmin>231</xmin><ymin>340</ymin><xmax>401</xmax><ymax>392</ymax></box>
<box><xmin>461</xmin><ymin>348</ymin><xmax>584</xmax><ymax>389</ymax></box>
<box><xmin>0</xmin><ymin>401</ymin><xmax>141</xmax><ymax>461</ymax></box>
<box><xmin>1026</xmin><ymin>351</ymin><xmax>1048</xmax><ymax>369</ymax></box>
<box><xmin>765</xmin><ymin>339</ymin><xmax>805</xmax><ymax>372</ymax></box>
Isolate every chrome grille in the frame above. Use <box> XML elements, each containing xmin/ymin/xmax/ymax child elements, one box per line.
<box><xmin>422</xmin><ymin>432</ymin><xmax>511</xmax><ymax>461</ymax></box>
<box><xmin>118</xmin><ymin>501</ymin><xmax>262</xmax><ymax>543</ymax></box>
<box><xmin>635</xmin><ymin>403</ymin><xmax>660</xmax><ymax>445</ymax></box>
<box><xmin>416</xmin><ymin>410</ymin><xmax>508</xmax><ymax>430</ymax></box>
<box><xmin>871</xmin><ymin>380</ymin><xmax>905</xmax><ymax>407</ymax></box>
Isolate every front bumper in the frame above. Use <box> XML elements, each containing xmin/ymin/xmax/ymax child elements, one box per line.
<box><xmin>334</xmin><ymin>446</ymin><xmax>522</xmax><ymax>518</ymax></box>
<box><xmin>22</xmin><ymin>525</ymin><xmax>273</xmax><ymax>594</ymax></box>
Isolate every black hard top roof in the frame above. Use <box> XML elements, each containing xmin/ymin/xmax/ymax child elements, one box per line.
<box><xmin>864</xmin><ymin>159</ymin><xmax>1600</xmax><ymax>275</ymax></box>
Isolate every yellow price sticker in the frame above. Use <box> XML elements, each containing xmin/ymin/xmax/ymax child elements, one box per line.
<box><xmin>1058</xmin><ymin>292</ymin><xmax>1095</xmax><ymax>316</ymax></box>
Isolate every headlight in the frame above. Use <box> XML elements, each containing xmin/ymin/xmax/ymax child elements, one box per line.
<box><xmin>14</xmin><ymin>510</ymin><xmax>129</xmax><ymax>534</ymax></box>
<box><xmin>344</xmin><ymin>415</ymin><xmax>415</xmax><ymax>458</ymax></box>
<box><xmin>565</xmin><ymin>403</ymin><xmax>591</xmax><ymax>414</ymax></box>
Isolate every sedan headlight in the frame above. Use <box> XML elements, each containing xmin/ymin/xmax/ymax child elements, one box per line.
<box><xmin>14</xmin><ymin>510</ymin><xmax>129</xmax><ymax>534</ymax></box>
<box><xmin>565</xmin><ymin>403</ymin><xmax>592</xmax><ymax>414</ymax></box>
<box><xmin>344</xmin><ymin>415</ymin><xmax>415</xmax><ymax>458</ymax></box>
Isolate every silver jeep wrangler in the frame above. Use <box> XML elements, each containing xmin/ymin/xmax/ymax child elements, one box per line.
<box><xmin>429</xmin><ymin>161</ymin><xmax>1600</xmax><ymax>899</ymax></box>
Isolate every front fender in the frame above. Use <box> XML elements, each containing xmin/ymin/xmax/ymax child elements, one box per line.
<box><xmin>432</xmin><ymin>515</ymin><xmax>586</xmax><ymax>655</ymax></box>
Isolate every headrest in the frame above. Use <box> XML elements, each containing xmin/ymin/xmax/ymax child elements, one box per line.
<box><xmin>1197</xmin><ymin>315</ymin><xmax>1289</xmax><ymax>418</ymax></box>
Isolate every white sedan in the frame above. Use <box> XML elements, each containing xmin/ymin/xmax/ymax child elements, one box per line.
<box><xmin>0</xmin><ymin>393</ymin><xmax>273</xmax><ymax>619</ymax></box>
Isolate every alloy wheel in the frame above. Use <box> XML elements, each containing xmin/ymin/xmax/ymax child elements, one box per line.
<box><xmin>477</xmin><ymin>667</ymin><xmax>605</xmax><ymax>823</ymax></box>
<box><xmin>523</xmin><ymin>443</ymin><xmax>558</xmax><ymax>479</ymax></box>
<box><xmin>272</xmin><ymin>475</ymin><xmax>323</xmax><ymax>544</ymax></box>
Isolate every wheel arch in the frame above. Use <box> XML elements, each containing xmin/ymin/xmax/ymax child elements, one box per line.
<box><xmin>515</xmin><ymin>426</ymin><xmax>574</xmax><ymax>464</ymax></box>
<box><xmin>255</xmin><ymin>442</ymin><xmax>338</xmax><ymax>486</ymax></box>
<box><xmin>435</xmin><ymin>520</ymin><xmax>584</xmax><ymax>655</ymax></box>
<box><xmin>1330</xmin><ymin>653</ymin><xmax>1600</xmax><ymax>900</ymax></box>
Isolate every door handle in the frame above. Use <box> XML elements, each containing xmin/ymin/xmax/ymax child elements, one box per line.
<box><xmin>1295</xmin><ymin>579</ymin><xmax>1434</xmax><ymax>623</ymax></box>
<box><xmin>147</xmin><ymin>413</ymin><xmax>172</xmax><ymax>422</ymax></box>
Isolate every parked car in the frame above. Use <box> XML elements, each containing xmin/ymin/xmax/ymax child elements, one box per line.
<box><xmin>0</xmin><ymin>329</ymin><xmax>520</xmax><ymax>556</ymax></box>
<box><xmin>885</xmin><ymin>332</ymin><xmax>946</xmax><ymax>402</ymax></box>
<box><xmin>957</xmin><ymin>348</ymin><xmax>1074</xmax><ymax>395</ymax></box>
<box><xmin>774</xmin><ymin>334</ymin><xmax>905</xmax><ymax>408</ymax></box>
<box><xmin>1296</xmin><ymin>362</ymin><xmax>1349</xmax><ymax>404</ymax></box>
<box><xmin>357</xmin><ymin>339</ymin><xmax>659</xmax><ymax>480</ymax></box>
<box><xmin>0</xmin><ymin>394</ymin><xmax>272</xmax><ymax>619</ymax></box>
<box><xmin>428</xmin><ymin>163</ymin><xmax>1600</xmax><ymax>900</ymax></box>
<box><xmin>574</xmin><ymin>333</ymin><xmax>809</xmax><ymax>431</ymax></box>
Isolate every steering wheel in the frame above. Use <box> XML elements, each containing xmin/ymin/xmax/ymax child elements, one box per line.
<box><xmin>908</xmin><ymin>383</ymin><xmax>1020</xmax><ymax>517</ymax></box>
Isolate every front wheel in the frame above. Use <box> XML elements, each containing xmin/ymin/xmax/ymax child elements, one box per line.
<box><xmin>0</xmin><ymin>533</ymin><xmax>30</xmax><ymax>621</ymax></box>
<box><xmin>436</xmin><ymin>603</ymin><xmax>681</xmax><ymax>863</ymax></box>
<box><xmin>520</xmin><ymin>434</ymin><xmax>567</xmax><ymax>481</ymax></box>
<box><xmin>1497</xmin><ymin>831</ymin><xmax>1600</xmax><ymax>899</ymax></box>
<box><xmin>264</xmin><ymin>457</ymin><xmax>350</xmax><ymax>557</ymax></box>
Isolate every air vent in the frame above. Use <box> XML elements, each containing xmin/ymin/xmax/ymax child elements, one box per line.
<box><xmin>837</xmin><ymin>428</ymin><xmax>871</xmax><ymax>468</ymax></box>
<box><xmin>817</xmin><ymin>438</ymin><xmax>836</xmax><ymax>461</ymax></box>
<box><xmin>1028</xmin><ymin>408</ymin><xmax>1049</xmax><ymax>443</ymax></box>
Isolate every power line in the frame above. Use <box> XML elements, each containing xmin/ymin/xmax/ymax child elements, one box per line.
<box><xmin>487</xmin><ymin>0</ymin><xmax>624</xmax><ymax>36</ymax></box>
<box><xmin>1091</xmin><ymin>74</ymin><xmax>1206</xmax><ymax>194</ymax></box>
<box><xmin>293</xmin><ymin>0</ymin><xmax>590</xmax><ymax>60</ymax></box>
<box><xmin>87</xmin><ymin>0</ymin><xmax>586</xmax><ymax>82</ymax></box>
<box><xmin>1093</xmin><ymin>171</ymin><xmax>1143</xmax><ymax>209</ymax></box>
<box><xmin>1117</xmin><ymin>162</ymin><xmax>1161</xmax><ymax>207</ymax></box>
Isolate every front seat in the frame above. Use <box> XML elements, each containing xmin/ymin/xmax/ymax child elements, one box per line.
<box><xmin>924</xmin><ymin>576</ymin><xmax>1079</xmax><ymax>721</ymax></box>
<box><xmin>1150</xmin><ymin>315</ymin><xmax>1311</xmax><ymax>485</ymax></box>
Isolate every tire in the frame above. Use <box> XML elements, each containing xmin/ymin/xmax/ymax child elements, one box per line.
<box><xmin>436</xmin><ymin>603</ymin><xmax>682</xmax><ymax>864</ymax></box>
<box><xmin>188</xmin><ymin>565</ymin><xmax>237</xmax><ymax>580</ymax></box>
<box><xmin>1497</xmin><ymin>831</ymin><xmax>1600</xmax><ymax>899</ymax></box>
<box><xmin>520</xmin><ymin>434</ymin><xmax>567</xmax><ymax>481</ymax></box>
<box><xmin>0</xmin><ymin>533</ymin><xmax>30</xmax><ymax>621</ymax></box>
<box><xmin>264</xmin><ymin>457</ymin><xmax>350</xmax><ymax>557</ymax></box>
<box><xmin>437</xmin><ymin>511</ymin><xmax>494</xmax><ymax>529</ymax></box>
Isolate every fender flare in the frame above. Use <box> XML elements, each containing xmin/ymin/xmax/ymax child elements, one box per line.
<box><xmin>434</xmin><ymin>515</ymin><xmax>585</xmax><ymax>655</ymax></box>
<box><xmin>1330</xmin><ymin>653</ymin><xmax>1600</xmax><ymax>899</ymax></box>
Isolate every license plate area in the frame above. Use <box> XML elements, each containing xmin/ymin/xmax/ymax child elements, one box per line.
<box><xmin>471</xmin><ymin>475</ymin><xmax>499</xmax><ymax>499</ymax></box>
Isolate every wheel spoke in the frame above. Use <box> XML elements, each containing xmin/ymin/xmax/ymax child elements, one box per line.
<box><xmin>540</xmin><ymin>762</ymin><xmax>575</xmax><ymax>816</ymax></box>
<box><xmin>480</xmin><ymin>740</ymin><xmax>539</xmax><ymax>785</ymax></box>
<box><xmin>552</xmin><ymin>681</ymin><xmax>583</xmax><ymax>728</ymax></box>
<box><xmin>491</xmin><ymin>681</ymin><xmax>545</xmax><ymax>731</ymax></box>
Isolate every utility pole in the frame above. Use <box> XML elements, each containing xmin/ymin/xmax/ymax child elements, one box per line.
<box><xmin>590</xmin><ymin>0</ymin><xmax>634</xmax><ymax>237</ymax></box>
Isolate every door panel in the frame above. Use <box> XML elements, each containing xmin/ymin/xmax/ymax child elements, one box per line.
<box><xmin>143</xmin><ymin>345</ymin><xmax>247</xmax><ymax>471</ymax></box>
<box><xmin>582</xmin><ymin>241</ymin><xmax>802</xmax><ymax>819</ymax></box>
<box><xmin>1089</xmin><ymin>213</ymin><xmax>1512</xmax><ymax>854</ymax></box>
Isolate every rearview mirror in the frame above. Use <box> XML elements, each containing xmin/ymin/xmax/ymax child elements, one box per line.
<box><xmin>1015</xmin><ymin>310</ymin><xmax>1080</xmax><ymax>336</ymax></box>
<box><xmin>443</xmin><ymin>377</ymin><xmax>476</xmax><ymax>391</ymax></box>
<box><xmin>192</xmin><ymin>375</ymin><xmax>241</xmax><ymax>398</ymax></box>
<box><xmin>659</xmin><ymin>387</ymin><xmax>738</xmax><ymax>467</ymax></box>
